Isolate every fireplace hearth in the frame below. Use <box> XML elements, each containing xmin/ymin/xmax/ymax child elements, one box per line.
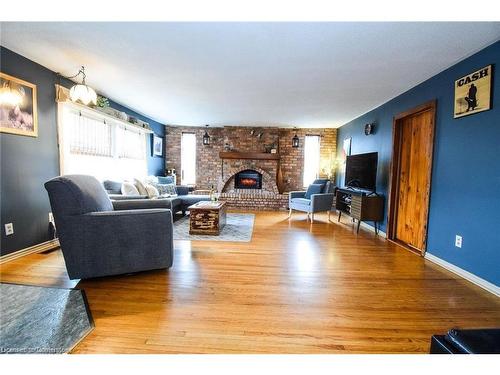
<box><xmin>235</xmin><ymin>169</ymin><xmax>262</xmax><ymax>190</ymax></box>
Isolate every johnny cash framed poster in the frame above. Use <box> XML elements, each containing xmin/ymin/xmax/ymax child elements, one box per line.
<box><xmin>454</xmin><ymin>65</ymin><xmax>493</xmax><ymax>119</ymax></box>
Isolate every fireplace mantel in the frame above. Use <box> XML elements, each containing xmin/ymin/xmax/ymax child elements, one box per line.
<box><xmin>219</xmin><ymin>151</ymin><xmax>280</xmax><ymax>160</ymax></box>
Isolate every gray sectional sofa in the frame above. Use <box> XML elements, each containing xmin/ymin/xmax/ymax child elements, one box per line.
<box><xmin>102</xmin><ymin>179</ymin><xmax>210</xmax><ymax>216</ymax></box>
<box><xmin>45</xmin><ymin>175</ymin><xmax>174</xmax><ymax>279</ymax></box>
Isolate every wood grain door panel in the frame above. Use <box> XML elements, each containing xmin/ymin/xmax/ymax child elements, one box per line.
<box><xmin>391</xmin><ymin>103</ymin><xmax>435</xmax><ymax>253</ymax></box>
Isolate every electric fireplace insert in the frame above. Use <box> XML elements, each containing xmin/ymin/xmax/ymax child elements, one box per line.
<box><xmin>234</xmin><ymin>170</ymin><xmax>262</xmax><ymax>189</ymax></box>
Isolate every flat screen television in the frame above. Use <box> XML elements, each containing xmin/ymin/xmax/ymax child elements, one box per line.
<box><xmin>344</xmin><ymin>152</ymin><xmax>378</xmax><ymax>192</ymax></box>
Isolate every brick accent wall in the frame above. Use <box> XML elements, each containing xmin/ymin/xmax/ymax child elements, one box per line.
<box><xmin>165</xmin><ymin>126</ymin><xmax>337</xmax><ymax>192</ymax></box>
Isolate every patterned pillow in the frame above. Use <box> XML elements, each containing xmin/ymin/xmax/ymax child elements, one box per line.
<box><xmin>164</xmin><ymin>183</ymin><xmax>177</xmax><ymax>196</ymax></box>
<box><xmin>144</xmin><ymin>175</ymin><xmax>159</xmax><ymax>185</ymax></box>
<box><xmin>158</xmin><ymin>176</ymin><xmax>175</xmax><ymax>184</ymax></box>
<box><xmin>151</xmin><ymin>182</ymin><xmax>177</xmax><ymax>196</ymax></box>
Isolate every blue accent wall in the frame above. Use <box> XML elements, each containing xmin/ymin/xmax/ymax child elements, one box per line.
<box><xmin>336</xmin><ymin>41</ymin><xmax>500</xmax><ymax>286</ymax></box>
<box><xmin>1</xmin><ymin>47</ymin><xmax>165</xmax><ymax>255</ymax></box>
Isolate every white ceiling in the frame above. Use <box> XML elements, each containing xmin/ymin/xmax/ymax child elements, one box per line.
<box><xmin>1</xmin><ymin>22</ymin><xmax>499</xmax><ymax>128</ymax></box>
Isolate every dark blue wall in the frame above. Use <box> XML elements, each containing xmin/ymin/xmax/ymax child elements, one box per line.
<box><xmin>336</xmin><ymin>41</ymin><xmax>500</xmax><ymax>286</ymax></box>
<box><xmin>1</xmin><ymin>47</ymin><xmax>60</xmax><ymax>256</ymax></box>
<box><xmin>0</xmin><ymin>47</ymin><xmax>165</xmax><ymax>255</ymax></box>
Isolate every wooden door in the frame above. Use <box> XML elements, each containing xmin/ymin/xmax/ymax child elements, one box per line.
<box><xmin>388</xmin><ymin>101</ymin><xmax>436</xmax><ymax>253</ymax></box>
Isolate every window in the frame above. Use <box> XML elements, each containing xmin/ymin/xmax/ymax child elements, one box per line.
<box><xmin>59</xmin><ymin>104</ymin><xmax>147</xmax><ymax>181</ymax></box>
<box><xmin>181</xmin><ymin>132</ymin><xmax>196</xmax><ymax>185</ymax></box>
<box><xmin>303</xmin><ymin>135</ymin><xmax>320</xmax><ymax>187</ymax></box>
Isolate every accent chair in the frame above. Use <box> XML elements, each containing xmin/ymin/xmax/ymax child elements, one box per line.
<box><xmin>288</xmin><ymin>178</ymin><xmax>336</xmax><ymax>223</ymax></box>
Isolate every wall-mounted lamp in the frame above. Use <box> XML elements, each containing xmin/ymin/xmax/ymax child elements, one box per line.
<box><xmin>364</xmin><ymin>122</ymin><xmax>375</xmax><ymax>136</ymax></box>
<box><xmin>0</xmin><ymin>79</ymin><xmax>25</xmax><ymax>107</ymax></box>
<box><xmin>292</xmin><ymin>128</ymin><xmax>299</xmax><ymax>148</ymax></box>
<box><xmin>203</xmin><ymin>124</ymin><xmax>211</xmax><ymax>145</ymax></box>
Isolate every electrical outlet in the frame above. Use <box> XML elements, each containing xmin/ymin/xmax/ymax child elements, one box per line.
<box><xmin>4</xmin><ymin>223</ymin><xmax>14</xmax><ymax>236</ymax></box>
<box><xmin>455</xmin><ymin>235</ymin><xmax>462</xmax><ymax>248</ymax></box>
<box><xmin>49</xmin><ymin>212</ymin><xmax>54</xmax><ymax>223</ymax></box>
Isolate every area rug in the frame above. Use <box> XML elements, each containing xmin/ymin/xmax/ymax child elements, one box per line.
<box><xmin>173</xmin><ymin>213</ymin><xmax>255</xmax><ymax>242</ymax></box>
<box><xmin>0</xmin><ymin>283</ymin><xmax>94</xmax><ymax>354</ymax></box>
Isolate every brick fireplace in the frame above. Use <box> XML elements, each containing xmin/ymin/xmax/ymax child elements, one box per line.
<box><xmin>165</xmin><ymin>125</ymin><xmax>337</xmax><ymax>210</ymax></box>
<box><xmin>217</xmin><ymin>156</ymin><xmax>287</xmax><ymax>210</ymax></box>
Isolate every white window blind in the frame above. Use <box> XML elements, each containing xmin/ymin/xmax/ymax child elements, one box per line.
<box><xmin>303</xmin><ymin>135</ymin><xmax>321</xmax><ymax>187</ymax></box>
<box><xmin>181</xmin><ymin>133</ymin><xmax>196</xmax><ymax>185</ymax></box>
<box><xmin>67</xmin><ymin>111</ymin><xmax>112</xmax><ymax>157</ymax></box>
<box><xmin>117</xmin><ymin>125</ymin><xmax>145</xmax><ymax>160</ymax></box>
<box><xmin>60</xmin><ymin>105</ymin><xmax>147</xmax><ymax>181</ymax></box>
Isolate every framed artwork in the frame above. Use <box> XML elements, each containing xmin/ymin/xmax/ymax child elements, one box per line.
<box><xmin>454</xmin><ymin>64</ymin><xmax>493</xmax><ymax>118</ymax></box>
<box><xmin>342</xmin><ymin>137</ymin><xmax>351</xmax><ymax>162</ymax></box>
<box><xmin>0</xmin><ymin>72</ymin><xmax>38</xmax><ymax>137</ymax></box>
<box><xmin>151</xmin><ymin>134</ymin><xmax>164</xmax><ymax>157</ymax></box>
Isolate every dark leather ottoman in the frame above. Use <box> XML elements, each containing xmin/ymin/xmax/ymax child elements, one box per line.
<box><xmin>430</xmin><ymin>328</ymin><xmax>500</xmax><ymax>354</ymax></box>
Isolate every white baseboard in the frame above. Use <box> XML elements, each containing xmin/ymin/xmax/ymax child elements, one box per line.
<box><xmin>359</xmin><ymin>221</ymin><xmax>387</xmax><ymax>238</ymax></box>
<box><xmin>0</xmin><ymin>239</ymin><xmax>60</xmax><ymax>264</ymax></box>
<box><xmin>425</xmin><ymin>252</ymin><xmax>500</xmax><ymax>298</ymax></box>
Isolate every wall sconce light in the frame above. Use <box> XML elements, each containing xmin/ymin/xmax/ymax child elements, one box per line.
<box><xmin>292</xmin><ymin>128</ymin><xmax>299</xmax><ymax>148</ymax></box>
<box><xmin>364</xmin><ymin>122</ymin><xmax>375</xmax><ymax>135</ymax></box>
<box><xmin>203</xmin><ymin>124</ymin><xmax>211</xmax><ymax>145</ymax></box>
<box><xmin>0</xmin><ymin>79</ymin><xmax>25</xmax><ymax>107</ymax></box>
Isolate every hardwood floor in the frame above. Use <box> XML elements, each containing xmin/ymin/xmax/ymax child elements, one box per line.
<box><xmin>1</xmin><ymin>211</ymin><xmax>499</xmax><ymax>353</ymax></box>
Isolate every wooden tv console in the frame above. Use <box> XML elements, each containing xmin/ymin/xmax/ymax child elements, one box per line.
<box><xmin>334</xmin><ymin>187</ymin><xmax>384</xmax><ymax>234</ymax></box>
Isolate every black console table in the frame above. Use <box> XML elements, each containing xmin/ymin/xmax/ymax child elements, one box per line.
<box><xmin>334</xmin><ymin>188</ymin><xmax>384</xmax><ymax>234</ymax></box>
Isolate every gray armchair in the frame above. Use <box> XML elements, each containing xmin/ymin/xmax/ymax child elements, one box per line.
<box><xmin>288</xmin><ymin>179</ymin><xmax>336</xmax><ymax>223</ymax></box>
<box><xmin>44</xmin><ymin>175</ymin><xmax>173</xmax><ymax>280</ymax></box>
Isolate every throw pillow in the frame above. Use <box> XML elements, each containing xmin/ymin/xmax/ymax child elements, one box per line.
<box><xmin>151</xmin><ymin>182</ymin><xmax>177</xmax><ymax>196</ymax></box>
<box><xmin>134</xmin><ymin>178</ymin><xmax>148</xmax><ymax>196</ymax></box>
<box><xmin>312</xmin><ymin>179</ymin><xmax>327</xmax><ymax>192</ymax></box>
<box><xmin>144</xmin><ymin>175</ymin><xmax>159</xmax><ymax>185</ymax></box>
<box><xmin>305</xmin><ymin>183</ymin><xmax>323</xmax><ymax>199</ymax></box>
<box><xmin>144</xmin><ymin>183</ymin><xmax>159</xmax><ymax>198</ymax></box>
<box><xmin>150</xmin><ymin>182</ymin><xmax>169</xmax><ymax>196</ymax></box>
<box><xmin>164</xmin><ymin>183</ymin><xmax>177</xmax><ymax>196</ymax></box>
<box><xmin>121</xmin><ymin>182</ymin><xmax>140</xmax><ymax>196</ymax></box>
<box><xmin>102</xmin><ymin>180</ymin><xmax>122</xmax><ymax>194</ymax></box>
<box><xmin>158</xmin><ymin>176</ymin><xmax>175</xmax><ymax>184</ymax></box>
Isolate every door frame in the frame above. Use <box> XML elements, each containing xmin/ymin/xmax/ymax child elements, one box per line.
<box><xmin>387</xmin><ymin>100</ymin><xmax>437</xmax><ymax>254</ymax></box>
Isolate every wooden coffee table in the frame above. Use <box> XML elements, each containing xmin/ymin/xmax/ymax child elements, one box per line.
<box><xmin>188</xmin><ymin>201</ymin><xmax>227</xmax><ymax>235</ymax></box>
